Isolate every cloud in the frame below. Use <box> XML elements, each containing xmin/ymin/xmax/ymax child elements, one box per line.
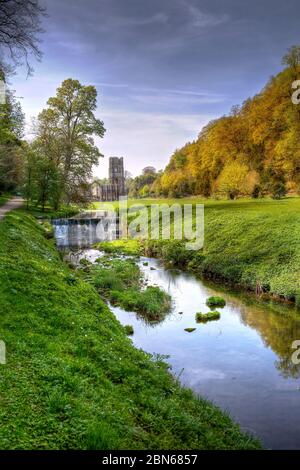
<box><xmin>96</xmin><ymin>12</ymin><xmax>169</xmax><ymax>32</ymax></box>
<box><xmin>185</xmin><ymin>3</ymin><xmax>229</xmax><ymax>29</ymax></box>
<box><xmin>94</xmin><ymin>108</ymin><xmax>214</xmax><ymax>178</ymax></box>
<box><xmin>129</xmin><ymin>87</ymin><xmax>227</xmax><ymax>107</ymax></box>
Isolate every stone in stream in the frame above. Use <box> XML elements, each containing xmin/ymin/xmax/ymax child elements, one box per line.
<box><xmin>184</xmin><ymin>328</ymin><xmax>196</xmax><ymax>333</ymax></box>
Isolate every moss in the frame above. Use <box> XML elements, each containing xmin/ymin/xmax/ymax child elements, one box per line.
<box><xmin>184</xmin><ymin>328</ymin><xmax>197</xmax><ymax>333</ymax></box>
<box><xmin>206</xmin><ymin>297</ymin><xmax>226</xmax><ymax>308</ymax></box>
<box><xmin>79</xmin><ymin>258</ymin><xmax>92</xmax><ymax>267</ymax></box>
<box><xmin>196</xmin><ymin>311</ymin><xmax>221</xmax><ymax>323</ymax></box>
<box><xmin>124</xmin><ymin>325</ymin><xmax>134</xmax><ymax>336</ymax></box>
<box><xmin>85</xmin><ymin>257</ymin><xmax>171</xmax><ymax>322</ymax></box>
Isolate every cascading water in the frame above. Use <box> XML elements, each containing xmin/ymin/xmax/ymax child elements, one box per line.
<box><xmin>53</xmin><ymin>222</ymin><xmax>69</xmax><ymax>248</ymax></box>
<box><xmin>52</xmin><ymin>212</ymin><xmax>120</xmax><ymax>249</ymax></box>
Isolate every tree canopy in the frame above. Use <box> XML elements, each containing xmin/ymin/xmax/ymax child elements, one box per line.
<box><xmin>27</xmin><ymin>79</ymin><xmax>105</xmax><ymax>207</ymax></box>
<box><xmin>146</xmin><ymin>55</ymin><xmax>300</xmax><ymax>199</ymax></box>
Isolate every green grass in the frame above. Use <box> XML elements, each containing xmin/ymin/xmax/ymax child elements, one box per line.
<box><xmin>196</xmin><ymin>311</ymin><xmax>221</xmax><ymax>323</ymax></box>
<box><xmin>97</xmin><ymin>197</ymin><xmax>300</xmax><ymax>306</ymax></box>
<box><xmin>96</xmin><ymin>239</ymin><xmax>141</xmax><ymax>256</ymax></box>
<box><xmin>0</xmin><ymin>211</ymin><xmax>260</xmax><ymax>449</ymax></box>
<box><xmin>83</xmin><ymin>256</ymin><xmax>171</xmax><ymax>322</ymax></box>
<box><xmin>0</xmin><ymin>194</ymin><xmax>11</xmax><ymax>207</ymax></box>
<box><xmin>25</xmin><ymin>202</ymin><xmax>80</xmax><ymax>219</ymax></box>
<box><xmin>206</xmin><ymin>297</ymin><xmax>226</xmax><ymax>308</ymax></box>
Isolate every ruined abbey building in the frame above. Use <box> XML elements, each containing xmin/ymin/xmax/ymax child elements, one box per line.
<box><xmin>91</xmin><ymin>157</ymin><xmax>126</xmax><ymax>202</ymax></box>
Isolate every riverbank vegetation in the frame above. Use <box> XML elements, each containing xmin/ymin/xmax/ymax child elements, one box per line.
<box><xmin>0</xmin><ymin>210</ymin><xmax>261</xmax><ymax>449</ymax></box>
<box><xmin>81</xmin><ymin>256</ymin><xmax>171</xmax><ymax>322</ymax></box>
<box><xmin>96</xmin><ymin>197</ymin><xmax>300</xmax><ymax>307</ymax></box>
<box><xmin>196</xmin><ymin>311</ymin><xmax>221</xmax><ymax>323</ymax></box>
<box><xmin>206</xmin><ymin>297</ymin><xmax>226</xmax><ymax>308</ymax></box>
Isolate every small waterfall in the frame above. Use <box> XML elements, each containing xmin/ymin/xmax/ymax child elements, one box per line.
<box><xmin>52</xmin><ymin>214</ymin><xmax>120</xmax><ymax>249</ymax></box>
<box><xmin>53</xmin><ymin>222</ymin><xmax>69</xmax><ymax>248</ymax></box>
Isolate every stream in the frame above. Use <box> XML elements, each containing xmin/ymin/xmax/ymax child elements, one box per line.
<box><xmin>59</xmin><ymin>242</ymin><xmax>300</xmax><ymax>450</ymax></box>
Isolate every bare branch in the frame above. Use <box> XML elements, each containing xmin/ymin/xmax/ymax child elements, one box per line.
<box><xmin>0</xmin><ymin>0</ymin><xmax>46</xmax><ymax>76</ymax></box>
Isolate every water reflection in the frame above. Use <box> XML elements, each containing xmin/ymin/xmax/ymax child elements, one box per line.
<box><xmin>237</xmin><ymin>301</ymin><xmax>300</xmax><ymax>378</ymax></box>
<box><xmin>114</xmin><ymin>256</ymin><xmax>300</xmax><ymax>449</ymax></box>
<box><xmin>61</xmin><ymin>247</ymin><xmax>300</xmax><ymax>449</ymax></box>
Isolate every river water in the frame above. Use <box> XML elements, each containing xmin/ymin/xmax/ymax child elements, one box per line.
<box><xmin>60</xmin><ymin>244</ymin><xmax>300</xmax><ymax>450</ymax></box>
<box><xmin>116</xmin><ymin>257</ymin><xmax>300</xmax><ymax>450</ymax></box>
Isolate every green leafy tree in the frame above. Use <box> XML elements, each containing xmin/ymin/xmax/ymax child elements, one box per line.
<box><xmin>0</xmin><ymin>86</ymin><xmax>24</xmax><ymax>192</ymax></box>
<box><xmin>33</xmin><ymin>79</ymin><xmax>105</xmax><ymax>205</ymax></box>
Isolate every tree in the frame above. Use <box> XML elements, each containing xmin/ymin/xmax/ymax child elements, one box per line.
<box><xmin>216</xmin><ymin>162</ymin><xmax>258</xmax><ymax>199</ymax></box>
<box><xmin>282</xmin><ymin>45</ymin><xmax>300</xmax><ymax>70</ymax></box>
<box><xmin>33</xmin><ymin>79</ymin><xmax>105</xmax><ymax>205</ymax></box>
<box><xmin>128</xmin><ymin>170</ymin><xmax>159</xmax><ymax>198</ymax></box>
<box><xmin>155</xmin><ymin>46</ymin><xmax>300</xmax><ymax>199</ymax></box>
<box><xmin>24</xmin><ymin>145</ymin><xmax>62</xmax><ymax>211</ymax></box>
<box><xmin>142</xmin><ymin>166</ymin><xmax>156</xmax><ymax>175</ymax></box>
<box><xmin>0</xmin><ymin>0</ymin><xmax>46</xmax><ymax>75</ymax></box>
<box><xmin>0</xmin><ymin>86</ymin><xmax>25</xmax><ymax>192</ymax></box>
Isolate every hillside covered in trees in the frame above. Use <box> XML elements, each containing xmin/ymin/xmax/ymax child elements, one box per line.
<box><xmin>142</xmin><ymin>51</ymin><xmax>300</xmax><ymax>199</ymax></box>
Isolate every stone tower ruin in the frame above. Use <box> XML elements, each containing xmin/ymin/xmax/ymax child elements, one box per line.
<box><xmin>109</xmin><ymin>157</ymin><xmax>125</xmax><ymax>195</ymax></box>
<box><xmin>91</xmin><ymin>156</ymin><xmax>126</xmax><ymax>201</ymax></box>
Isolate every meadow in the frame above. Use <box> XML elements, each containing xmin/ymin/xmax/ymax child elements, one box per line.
<box><xmin>95</xmin><ymin>197</ymin><xmax>300</xmax><ymax>306</ymax></box>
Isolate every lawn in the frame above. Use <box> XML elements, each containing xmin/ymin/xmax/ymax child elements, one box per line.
<box><xmin>0</xmin><ymin>210</ymin><xmax>260</xmax><ymax>449</ymax></box>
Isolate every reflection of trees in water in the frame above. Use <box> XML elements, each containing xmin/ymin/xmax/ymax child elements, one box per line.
<box><xmin>236</xmin><ymin>298</ymin><xmax>300</xmax><ymax>378</ymax></box>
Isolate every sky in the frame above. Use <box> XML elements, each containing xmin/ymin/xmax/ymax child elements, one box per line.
<box><xmin>11</xmin><ymin>0</ymin><xmax>300</xmax><ymax>177</ymax></box>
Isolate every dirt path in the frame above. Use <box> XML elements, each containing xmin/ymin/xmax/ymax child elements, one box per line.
<box><xmin>0</xmin><ymin>198</ymin><xmax>24</xmax><ymax>220</ymax></box>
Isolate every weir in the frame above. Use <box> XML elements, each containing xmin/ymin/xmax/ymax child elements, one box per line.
<box><xmin>52</xmin><ymin>211</ymin><xmax>120</xmax><ymax>248</ymax></box>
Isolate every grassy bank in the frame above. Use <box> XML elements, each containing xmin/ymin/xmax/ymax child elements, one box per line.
<box><xmin>96</xmin><ymin>197</ymin><xmax>300</xmax><ymax>306</ymax></box>
<box><xmin>0</xmin><ymin>211</ymin><xmax>260</xmax><ymax>449</ymax></box>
